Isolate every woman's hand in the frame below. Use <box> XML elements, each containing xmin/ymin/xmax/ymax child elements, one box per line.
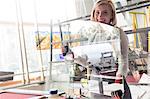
<box><xmin>74</xmin><ymin>55</ymin><xmax>88</xmax><ymax>67</ymax></box>
<box><xmin>61</xmin><ymin>43</ymin><xmax>69</xmax><ymax>56</ymax></box>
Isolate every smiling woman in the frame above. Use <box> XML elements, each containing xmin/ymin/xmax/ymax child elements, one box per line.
<box><xmin>0</xmin><ymin>0</ymin><xmax>150</xmax><ymax>99</ymax></box>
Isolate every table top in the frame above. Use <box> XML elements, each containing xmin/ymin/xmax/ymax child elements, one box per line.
<box><xmin>1</xmin><ymin>73</ymin><xmax>150</xmax><ymax>99</ymax></box>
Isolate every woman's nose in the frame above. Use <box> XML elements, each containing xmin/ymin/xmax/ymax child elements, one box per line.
<box><xmin>98</xmin><ymin>12</ymin><xmax>102</xmax><ymax>17</ymax></box>
<box><xmin>97</xmin><ymin>16</ymin><xmax>105</xmax><ymax>22</ymax></box>
<box><xmin>97</xmin><ymin>13</ymin><xmax>105</xmax><ymax>20</ymax></box>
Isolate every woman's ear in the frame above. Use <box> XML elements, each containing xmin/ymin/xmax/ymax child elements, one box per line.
<box><xmin>111</xmin><ymin>18</ymin><xmax>113</xmax><ymax>22</ymax></box>
<box><xmin>109</xmin><ymin>18</ymin><xmax>113</xmax><ymax>25</ymax></box>
<box><xmin>111</xmin><ymin>17</ymin><xmax>117</xmax><ymax>26</ymax></box>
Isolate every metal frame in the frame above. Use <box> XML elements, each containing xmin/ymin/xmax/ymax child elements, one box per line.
<box><xmin>56</xmin><ymin>0</ymin><xmax>150</xmax><ymax>25</ymax></box>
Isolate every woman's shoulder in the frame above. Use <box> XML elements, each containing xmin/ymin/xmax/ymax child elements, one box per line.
<box><xmin>113</xmin><ymin>26</ymin><xmax>127</xmax><ymax>37</ymax></box>
<box><xmin>114</xmin><ymin>26</ymin><xmax>123</xmax><ymax>31</ymax></box>
<box><xmin>114</xmin><ymin>26</ymin><xmax>129</xmax><ymax>43</ymax></box>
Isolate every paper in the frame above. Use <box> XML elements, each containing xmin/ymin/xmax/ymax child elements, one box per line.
<box><xmin>139</xmin><ymin>73</ymin><xmax>150</xmax><ymax>84</ymax></box>
<box><xmin>88</xmin><ymin>80</ymin><xmax>123</xmax><ymax>96</ymax></box>
<box><xmin>72</xmin><ymin>43</ymin><xmax>116</xmax><ymax>64</ymax></box>
<box><xmin>70</xmin><ymin>20</ymin><xmax>122</xmax><ymax>66</ymax></box>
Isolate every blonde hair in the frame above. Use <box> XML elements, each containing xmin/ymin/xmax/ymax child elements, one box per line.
<box><xmin>90</xmin><ymin>0</ymin><xmax>117</xmax><ymax>26</ymax></box>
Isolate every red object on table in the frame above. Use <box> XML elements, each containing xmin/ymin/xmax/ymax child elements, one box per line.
<box><xmin>115</xmin><ymin>79</ymin><xmax>122</xmax><ymax>83</ymax></box>
<box><xmin>0</xmin><ymin>92</ymin><xmax>41</xmax><ymax>99</ymax></box>
<box><xmin>115</xmin><ymin>75</ymin><xmax>140</xmax><ymax>84</ymax></box>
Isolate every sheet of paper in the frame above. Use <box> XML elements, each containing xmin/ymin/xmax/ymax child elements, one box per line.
<box><xmin>88</xmin><ymin>80</ymin><xmax>123</xmax><ymax>96</ymax></box>
<box><xmin>70</xmin><ymin>20</ymin><xmax>121</xmax><ymax>65</ymax></box>
<box><xmin>72</xmin><ymin>43</ymin><xmax>115</xmax><ymax>64</ymax></box>
<box><xmin>139</xmin><ymin>73</ymin><xmax>150</xmax><ymax>84</ymax></box>
<box><xmin>5</xmin><ymin>89</ymin><xmax>49</xmax><ymax>95</ymax></box>
<box><xmin>129</xmin><ymin>85</ymin><xmax>150</xmax><ymax>99</ymax></box>
<box><xmin>89</xmin><ymin>79</ymin><xmax>150</xmax><ymax>98</ymax></box>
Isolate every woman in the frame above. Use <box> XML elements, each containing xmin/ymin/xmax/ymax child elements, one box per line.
<box><xmin>90</xmin><ymin>0</ymin><xmax>141</xmax><ymax>83</ymax></box>
<box><xmin>89</xmin><ymin>0</ymin><xmax>128</xmax><ymax>98</ymax></box>
<box><xmin>63</xmin><ymin>0</ymin><xmax>140</xmax><ymax>82</ymax></box>
<box><xmin>90</xmin><ymin>0</ymin><xmax>129</xmax><ymax>78</ymax></box>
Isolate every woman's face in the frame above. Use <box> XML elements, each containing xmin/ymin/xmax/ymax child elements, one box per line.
<box><xmin>94</xmin><ymin>4</ymin><xmax>113</xmax><ymax>25</ymax></box>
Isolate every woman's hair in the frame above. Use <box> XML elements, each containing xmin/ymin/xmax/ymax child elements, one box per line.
<box><xmin>90</xmin><ymin>0</ymin><xmax>117</xmax><ymax>26</ymax></box>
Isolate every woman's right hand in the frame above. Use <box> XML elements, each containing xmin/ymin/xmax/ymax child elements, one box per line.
<box><xmin>61</xmin><ymin>43</ymin><xmax>69</xmax><ymax>56</ymax></box>
<box><xmin>74</xmin><ymin>55</ymin><xmax>88</xmax><ymax>67</ymax></box>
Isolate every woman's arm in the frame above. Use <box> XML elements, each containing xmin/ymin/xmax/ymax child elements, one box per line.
<box><xmin>116</xmin><ymin>28</ymin><xmax>129</xmax><ymax>76</ymax></box>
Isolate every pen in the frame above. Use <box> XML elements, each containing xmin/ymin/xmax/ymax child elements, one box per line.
<box><xmin>138</xmin><ymin>91</ymin><xmax>147</xmax><ymax>99</ymax></box>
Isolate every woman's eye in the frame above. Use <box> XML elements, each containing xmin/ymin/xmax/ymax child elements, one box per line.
<box><xmin>96</xmin><ymin>12</ymin><xmax>99</xmax><ymax>15</ymax></box>
<box><xmin>103</xmin><ymin>11</ymin><xmax>108</xmax><ymax>14</ymax></box>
